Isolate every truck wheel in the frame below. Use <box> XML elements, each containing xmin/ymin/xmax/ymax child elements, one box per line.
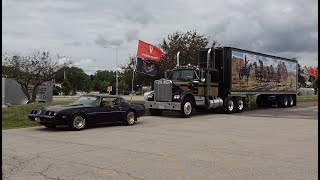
<box><xmin>181</xmin><ymin>98</ymin><xmax>193</xmax><ymax>118</ymax></box>
<box><xmin>149</xmin><ymin>108</ymin><xmax>163</xmax><ymax>116</ymax></box>
<box><xmin>223</xmin><ymin>97</ymin><xmax>234</xmax><ymax>114</ymax></box>
<box><xmin>287</xmin><ymin>95</ymin><xmax>294</xmax><ymax>107</ymax></box>
<box><xmin>256</xmin><ymin>95</ymin><xmax>262</xmax><ymax>108</ymax></box>
<box><xmin>277</xmin><ymin>95</ymin><xmax>288</xmax><ymax>108</ymax></box>
<box><xmin>234</xmin><ymin>97</ymin><xmax>246</xmax><ymax>113</ymax></box>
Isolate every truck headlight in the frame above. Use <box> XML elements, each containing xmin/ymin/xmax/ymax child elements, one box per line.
<box><xmin>147</xmin><ymin>93</ymin><xmax>154</xmax><ymax>99</ymax></box>
<box><xmin>173</xmin><ymin>95</ymin><xmax>180</xmax><ymax>99</ymax></box>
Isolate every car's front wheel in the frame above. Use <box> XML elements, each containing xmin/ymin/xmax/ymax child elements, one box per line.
<box><xmin>69</xmin><ymin>113</ymin><xmax>86</xmax><ymax>131</ymax></box>
<box><xmin>123</xmin><ymin>110</ymin><xmax>136</xmax><ymax>126</ymax></box>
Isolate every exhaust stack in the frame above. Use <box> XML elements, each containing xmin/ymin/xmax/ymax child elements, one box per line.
<box><xmin>176</xmin><ymin>51</ymin><xmax>180</xmax><ymax>67</ymax></box>
<box><xmin>205</xmin><ymin>48</ymin><xmax>212</xmax><ymax>99</ymax></box>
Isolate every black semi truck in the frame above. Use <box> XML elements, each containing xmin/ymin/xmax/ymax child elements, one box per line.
<box><xmin>144</xmin><ymin>47</ymin><xmax>298</xmax><ymax>117</ymax></box>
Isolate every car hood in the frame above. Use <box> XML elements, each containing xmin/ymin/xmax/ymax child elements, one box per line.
<box><xmin>40</xmin><ymin>104</ymin><xmax>94</xmax><ymax>112</ymax></box>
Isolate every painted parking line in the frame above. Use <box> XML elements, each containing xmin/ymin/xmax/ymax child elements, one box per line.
<box><xmin>286</xmin><ymin>106</ymin><xmax>317</xmax><ymax>111</ymax></box>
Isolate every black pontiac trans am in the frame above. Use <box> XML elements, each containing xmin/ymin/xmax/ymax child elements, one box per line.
<box><xmin>28</xmin><ymin>94</ymin><xmax>145</xmax><ymax>130</ymax></box>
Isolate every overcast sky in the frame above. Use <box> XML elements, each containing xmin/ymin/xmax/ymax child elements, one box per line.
<box><xmin>2</xmin><ymin>0</ymin><xmax>318</xmax><ymax>75</ymax></box>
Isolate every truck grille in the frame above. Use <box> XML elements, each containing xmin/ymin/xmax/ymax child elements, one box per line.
<box><xmin>154</xmin><ymin>79</ymin><xmax>172</xmax><ymax>102</ymax></box>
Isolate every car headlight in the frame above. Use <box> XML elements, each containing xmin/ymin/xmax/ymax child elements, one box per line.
<box><xmin>173</xmin><ymin>95</ymin><xmax>180</xmax><ymax>99</ymax></box>
<box><xmin>53</xmin><ymin>112</ymin><xmax>57</xmax><ymax>116</ymax></box>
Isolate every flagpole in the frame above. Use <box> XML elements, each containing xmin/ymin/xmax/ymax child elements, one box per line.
<box><xmin>131</xmin><ymin>56</ymin><xmax>136</xmax><ymax>102</ymax></box>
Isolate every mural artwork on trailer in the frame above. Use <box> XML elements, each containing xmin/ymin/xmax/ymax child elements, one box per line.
<box><xmin>231</xmin><ymin>50</ymin><xmax>297</xmax><ymax>92</ymax></box>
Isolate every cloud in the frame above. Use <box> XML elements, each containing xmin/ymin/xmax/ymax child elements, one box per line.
<box><xmin>125</xmin><ymin>30</ymin><xmax>139</xmax><ymax>42</ymax></box>
<box><xmin>2</xmin><ymin>0</ymin><xmax>318</xmax><ymax>73</ymax></box>
<box><xmin>94</xmin><ymin>34</ymin><xmax>123</xmax><ymax>47</ymax></box>
<box><xmin>94</xmin><ymin>34</ymin><xmax>108</xmax><ymax>47</ymax></box>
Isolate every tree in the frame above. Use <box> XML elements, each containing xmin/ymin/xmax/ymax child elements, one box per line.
<box><xmin>2</xmin><ymin>52</ymin><xmax>66</xmax><ymax>103</ymax></box>
<box><xmin>118</xmin><ymin>79</ymin><xmax>127</xmax><ymax>95</ymax></box>
<box><xmin>297</xmin><ymin>63</ymin><xmax>306</xmax><ymax>88</ymax></box>
<box><xmin>54</xmin><ymin>66</ymin><xmax>88</xmax><ymax>92</ymax></box>
<box><xmin>91</xmin><ymin>70</ymin><xmax>115</xmax><ymax>91</ymax></box>
<box><xmin>160</xmin><ymin>30</ymin><xmax>210</xmax><ymax>75</ymax></box>
<box><xmin>53</xmin><ymin>85</ymin><xmax>61</xmax><ymax>95</ymax></box>
<box><xmin>83</xmin><ymin>76</ymin><xmax>93</xmax><ymax>93</ymax></box>
<box><xmin>100</xmin><ymin>80</ymin><xmax>110</xmax><ymax>93</ymax></box>
<box><xmin>61</xmin><ymin>78</ymin><xmax>72</xmax><ymax>95</ymax></box>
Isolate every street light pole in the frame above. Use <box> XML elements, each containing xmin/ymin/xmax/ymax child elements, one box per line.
<box><xmin>116</xmin><ymin>48</ymin><xmax>118</xmax><ymax>96</ymax></box>
<box><xmin>104</xmin><ymin>46</ymin><xmax>119</xmax><ymax>96</ymax></box>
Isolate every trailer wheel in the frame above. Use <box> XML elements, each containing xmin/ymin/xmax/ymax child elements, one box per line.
<box><xmin>181</xmin><ymin>98</ymin><xmax>193</xmax><ymax>118</ymax></box>
<box><xmin>149</xmin><ymin>109</ymin><xmax>163</xmax><ymax>116</ymax></box>
<box><xmin>287</xmin><ymin>95</ymin><xmax>294</xmax><ymax>107</ymax></box>
<box><xmin>256</xmin><ymin>95</ymin><xmax>262</xmax><ymax>108</ymax></box>
<box><xmin>234</xmin><ymin>97</ymin><xmax>246</xmax><ymax>113</ymax></box>
<box><xmin>223</xmin><ymin>97</ymin><xmax>234</xmax><ymax>114</ymax></box>
<box><xmin>277</xmin><ymin>95</ymin><xmax>288</xmax><ymax>108</ymax></box>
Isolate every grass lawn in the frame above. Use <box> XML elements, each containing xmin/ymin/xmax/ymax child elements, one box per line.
<box><xmin>2</xmin><ymin>95</ymin><xmax>318</xmax><ymax>130</ymax></box>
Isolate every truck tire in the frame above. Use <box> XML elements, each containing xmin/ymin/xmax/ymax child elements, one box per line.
<box><xmin>287</xmin><ymin>95</ymin><xmax>294</xmax><ymax>107</ymax></box>
<box><xmin>277</xmin><ymin>95</ymin><xmax>288</xmax><ymax>108</ymax></box>
<box><xmin>234</xmin><ymin>97</ymin><xmax>246</xmax><ymax>113</ymax></box>
<box><xmin>223</xmin><ymin>97</ymin><xmax>234</xmax><ymax>114</ymax></box>
<box><xmin>149</xmin><ymin>108</ymin><xmax>163</xmax><ymax>116</ymax></box>
<box><xmin>256</xmin><ymin>95</ymin><xmax>262</xmax><ymax>108</ymax></box>
<box><xmin>181</xmin><ymin>98</ymin><xmax>193</xmax><ymax>118</ymax></box>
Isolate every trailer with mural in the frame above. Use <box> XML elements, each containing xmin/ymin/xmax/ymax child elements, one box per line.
<box><xmin>144</xmin><ymin>47</ymin><xmax>298</xmax><ymax>117</ymax></box>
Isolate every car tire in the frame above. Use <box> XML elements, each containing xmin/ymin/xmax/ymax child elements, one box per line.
<box><xmin>223</xmin><ymin>97</ymin><xmax>234</xmax><ymax>114</ymax></box>
<box><xmin>180</xmin><ymin>98</ymin><xmax>193</xmax><ymax>118</ymax></box>
<box><xmin>69</xmin><ymin>113</ymin><xmax>86</xmax><ymax>131</ymax></box>
<box><xmin>44</xmin><ymin>125</ymin><xmax>56</xmax><ymax>128</ymax></box>
<box><xmin>234</xmin><ymin>97</ymin><xmax>246</xmax><ymax>113</ymax></box>
<box><xmin>123</xmin><ymin>110</ymin><xmax>136</xmax><ymax>126</ymax></box>
<box><xmin>149</xmin><ymin>108</ymin><xmax>163</xmax><ymax>116</ymax></box>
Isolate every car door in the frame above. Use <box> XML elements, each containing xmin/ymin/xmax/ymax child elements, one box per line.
<box><xmin>109</xmin><ymin>98</ymin><xmax>125</xmax><ymax>122</ymax></box>
<box><xmin>95</xmin><ymin>97</ymin><xmax>113</xmax><ymax>123</ymax></box>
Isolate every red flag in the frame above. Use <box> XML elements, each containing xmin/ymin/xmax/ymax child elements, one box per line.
<box><xmin>309</xmin><ymin>67</ymin><xmax>318</xmax><ymax>78</ymax></box>
<box><xmin>136</xmin><ymin>40</ymin><xmax>163</xmax><ymax>62</ymax></box>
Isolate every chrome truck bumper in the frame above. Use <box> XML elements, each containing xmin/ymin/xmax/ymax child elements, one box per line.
<box><xmin>144</xmin><ymin>101</ymin><xmax>181</xmax><ymax>111</ymax></box>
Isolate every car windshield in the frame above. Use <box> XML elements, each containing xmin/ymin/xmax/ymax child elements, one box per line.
<box><xmin>70</xmin><ymin>96</ymin><xmax>100</xmax><ymax>105</ymax></box>
<box><xmin>172</xmin><ymin>69</ymin><xmax>195</xmax><ymax>81</ymax></box>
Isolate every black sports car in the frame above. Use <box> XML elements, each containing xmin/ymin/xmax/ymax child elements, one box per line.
<box><xmin>28</xmin><ymin>94</ymin><xmax>145</xmax><ymax>130</ymax></box>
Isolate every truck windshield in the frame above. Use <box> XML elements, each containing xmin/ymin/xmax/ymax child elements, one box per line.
<box><xmin>172</xmin><ymin>70</ymin><xmax>194</xmax><ymax>81</ymax></box>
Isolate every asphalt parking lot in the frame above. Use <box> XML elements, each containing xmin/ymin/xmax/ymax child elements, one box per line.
<box><xmin>2</xmin><ymin>102</ymin><xmax>318</xmax><ymax>180</ymax></box>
